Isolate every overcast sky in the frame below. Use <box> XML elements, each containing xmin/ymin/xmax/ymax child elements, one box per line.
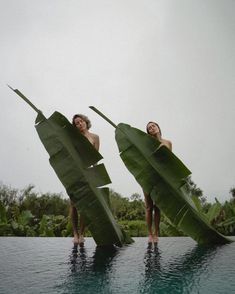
<box><xmin>0</xmin><ymin>0</ymin><xmax>234</xmax><ymax>203</ymax></box>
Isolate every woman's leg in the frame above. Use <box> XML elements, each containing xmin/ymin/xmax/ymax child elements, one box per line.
<box><xmin>79</xmin><ymin>216</ymin><xmax>85</xmax><ymax>246</ymax></box>
<box><xmin>70</xmin><ymin>204</ymin><xmax>79</xmax><ymax>244</ymax></box>
<box><xmin>153</xmin><ymin>205</ymin><xmax>160</xmax><ymax>242</ymax></box>
<box><xmin>143</xmin><ymin>191</ymin><xmax>154</xmax><ymax>242</ymax></box>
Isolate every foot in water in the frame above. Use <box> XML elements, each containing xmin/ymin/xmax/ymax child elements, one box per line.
<box><xmin>73</xmin><ymin>235</ymin><xmax>80</xmax><ymax>245</ymax></box>
<box><xmin>148</xmin><ymin>235</ymin><xmax>153</xmax><ymax>244</ymax></box>
<box><xmin>78</xmin><ymin>235</ymin><xmax>85</xmax><ymax>247</ymax></box>
<box><xmin>153</xmin><ymin>235</ymin><xmax>159</xmax><ymax>244</ymax></box>
<box><xmin>147</xmin><ymin>235</ymin><xmax>158</xmax><ymax>245</ymax></box>
<box><xmin>73</xmin><ymin>235</ymin><xmax>85</xmax><ymax>247</ymax></box>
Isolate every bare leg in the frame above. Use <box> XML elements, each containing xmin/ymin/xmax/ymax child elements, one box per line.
<box><xmin>80</xmin><ymin>216</ymin><xmax>85</xmax><ymax>236</ymax></box>
<box><xmin>78</xmin><ymin>216</ymin><xmax>85</xmax><ymax>246</ymax></box>
<box><xmin>153</xmin><ymin>205</ymin><xmax>160</xmax><ymax>242</ymax></box>
<box><xmin>70</xmin><ymin>205</ymin><xmax>79</xmax><ymax>244</ymax></box>
<box><xmin>144</xmin><ymin>192</ymin><xmax>154</xmax><ymax>243</ymax></box>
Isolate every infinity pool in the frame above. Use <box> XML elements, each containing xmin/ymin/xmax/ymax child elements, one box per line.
<box><xmin>0</xmin><ymin>237</ymin><xmax>234</xmax><ymax>293</ymax></box>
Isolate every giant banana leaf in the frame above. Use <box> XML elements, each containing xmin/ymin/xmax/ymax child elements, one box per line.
<box><xmin>8</xmin><ymin>86</ymin><xmax>133</xmax><ymax>246</ymax></box>
<box><xmin>90</xmin><ymin>106</ymin><xmax>233</xmax><ymax>245</ymax></box>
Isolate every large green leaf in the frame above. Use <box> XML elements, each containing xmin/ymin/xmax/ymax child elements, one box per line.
<box><xmin>90</xmin><ymin>106</ymin><xmax>232</xmax><ymax>245</ymax></box>
<box><xmin>9</xmin><ymin>87</ymin><xmax>132</xmax><ymax>246</ymax></box>
<box><xmin>18</xmin><ymin>210</ymin><xmax>34</xmax><ymax>227</ymax></box>
<box><xmin>206</xmin><ymin>202</ymin><xmax>222</xmax><ymax>223</ymax></box>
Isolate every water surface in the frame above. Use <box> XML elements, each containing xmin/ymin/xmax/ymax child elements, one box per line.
<box><xmin>0</xmin><ymin>237</ymin><xmax>234</xmax><ymax>293</ymax></box>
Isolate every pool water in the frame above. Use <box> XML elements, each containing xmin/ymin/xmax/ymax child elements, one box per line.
<box><xmin>0</xmin><ymin>237</ymin><xmax>234</xmax><ymax>293</ymax></box>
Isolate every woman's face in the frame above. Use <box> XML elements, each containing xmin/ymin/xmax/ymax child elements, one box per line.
<box><xmin>147</xmin><ymin>122</ymin><xmax>160</xmax><ymax>136</ymax></box>
<box><xmin>74</xmin><ymin>117</ymin><xmax>87</xmax><ymax>132</ymax></box>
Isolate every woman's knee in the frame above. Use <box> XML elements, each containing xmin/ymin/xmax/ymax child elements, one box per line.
<box><xmin>153</xmin><ymin>205</ymin><xmax>160</xmax><ymax>214</ymax></box>
<box><xmin>144</xmin><ymin>192</ymin><xmax>153</xmax><ymax>211</ymax></box>
<box><xmin>146</xmin><ymin>202</ymin><xmax>153</xmax><ymax>211</ymax></box>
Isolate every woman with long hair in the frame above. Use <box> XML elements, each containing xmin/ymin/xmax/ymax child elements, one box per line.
<box><xmin>144</xmin><ymin>121</ymin><xmax>172</xmax><ymax>244</ymax></box>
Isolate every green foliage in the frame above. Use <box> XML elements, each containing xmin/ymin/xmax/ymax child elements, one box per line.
<box><xmin>18</xmin><ymin>210</ymin><xmax>34</xmax><ymax>226</ymax></box>
<box><xmin>206</xmin><ymin>201</ymin><xmax>222</xmax><ymax>223</ymax></box>
<box><xmin>38</xmin><ymin>214</ymin><xmax>68</xmax><ymax>237</ymax></box>
<box><xmin>214</xmin><ymin>200</ymin><xmax>235</xmax><ymax>235</ymax></box>
<box><xmin>184</xmin><ymin>176</ymin><xmax>207</xmax><ymax>206</ymax></box>
<box><xmin>0</xmin><ymin>201</ymin><xmax>7</xmax><ymax>223</ymax></box>
<box><xmin>0</xmin><ymin>182</ymin><xmax>18</xmax><ymax>207</ymax></box>
<box><xmin>39</xmin><ymin>215</ymin><xmax>55</xmax><ymax>237</ymax></box>
<box><xmin>119</xmin><ymin>220</ymin><xmax>147</xmax><ymax>237</ymax></box>
<box><xmin>9</xmin><ymin>209</ymin><xmax>35</xmax><ymax>237</ymax></box>
<box><xmin>160</xmin><ymin>222</ymin><xmax>185</xmax><ymax>237</ymax></box>
<box><xmin>0</xmin><ymin>183</ymin><xmax>70</xmax><ymax>237</ymax></box>
<box><xmin>217</xmin><ymin>217</ymin><xmax>235</xmax><ymax>235</ymax></box>
<box><xmin>0</xmin><ymin>223</ymin><xmax>13</xmax><ymax>236</ymax></box>
<box><xmin>1</xmin><ymin>180</ymin><xmax>235</xmax><ymax>238</ymax></box>
<box><xmin>109</xmin><ymin>190</ymin><xmax>145</xmax><ymax>221</ymax></box>
<box><xmin>230</xmin><ymin>187</ymin><xmax>235</xmax><ymax>199</ymax></box>
<box><xmin>21</xmin><ymin>192</ymin><xmax>70</xmax><ymax>219</ymax></box>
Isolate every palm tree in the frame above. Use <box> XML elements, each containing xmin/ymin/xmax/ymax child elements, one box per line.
<box><xmin>184</xmin><ymin>176</ymin><xmax>207</xmax><ymax>205</ymax></box>
<box><xmin>229</xmin><ymin>187</ymin><xmax>235</xmax><ymax>199</ymax></box>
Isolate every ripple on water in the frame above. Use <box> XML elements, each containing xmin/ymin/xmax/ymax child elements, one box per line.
<box><xmin>0</xmin><ymin>237</ymin><xmax>235</xmax><ymax>294</ymax></box>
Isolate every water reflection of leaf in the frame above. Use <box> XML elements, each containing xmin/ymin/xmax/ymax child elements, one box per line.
<box><xmin>140</xmin><ymin>242</ymin><xmax>221</xmax><ymax>293</ymax></box>
<box><xmin>91</xmin><ymin>245</ymin><xmax>118</xmax><ymax>272</ymax></box>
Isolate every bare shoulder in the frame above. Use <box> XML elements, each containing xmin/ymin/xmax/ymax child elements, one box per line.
<box><xmin>90</xmin><ymin>132</ymin><xmax>100</xmax><ymax>150</ymax></box>
<box><xmin>161</xmin><ymin>138</ymin><xmax>172</xmax><ymax>151</ymax></box>
<box><xmin>90</xmin><ymin>132</ymin><xmax>99</xmax><ymax>141</ymax></box>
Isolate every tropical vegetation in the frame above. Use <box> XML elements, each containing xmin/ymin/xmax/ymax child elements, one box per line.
<box><xmin>0</xmin><ymin>179</ymin><xmax>235</xmax><ymax>238</ymax></box>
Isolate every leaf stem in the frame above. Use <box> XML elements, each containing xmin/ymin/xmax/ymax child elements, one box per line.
<box><xmin>89</xmin><ymin>106</ymin><xmax>117</xmax><ymax>128</ymax></box>
<box><xmin>7</xmin><ymin>85</ymin><xmax>42</xmax><ymax>115</ymax></box>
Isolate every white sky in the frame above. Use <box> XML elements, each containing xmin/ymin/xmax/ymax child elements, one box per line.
<box><xmin>0</xmin><ymin>0</ymin><xmax>234</xmax><ymax>203</ymax></box>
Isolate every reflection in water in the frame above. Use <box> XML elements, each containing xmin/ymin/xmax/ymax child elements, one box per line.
<box><xmin>67</xmin><ymin>240</ymin><xmax>225</xmax><ymax>294</ymax></box>
<box><xmin>69</xmin><ymin>243</ymin><xmax>118</xmax><ymax>273</ymax></box>
<box><xmin>140</xmin><ymin>243</ymin><xmax>162</xmax><ymax>293</ymax></box>
<box><xmin>144</xmin><ymin>243</ymin><xmax>161</xmax><ymax>273</ymax></box>
<box><xmin>1</xmin><ymin>237</ymin><xmax>234</xmax><ymax>294</ymax></box>
<box><xmin>62</xmin><ymin>243</ymin><xmax>119</xmax><ymax>293</ymax></box>
<box><xmin>140</xmin><ymin>242</ymin><xmax>220</xmax><ymax>294</ymax></box>
<box><xmin>69</xmin><ymin>244</ymin><xmax>88</xmax><ymax>273</ymax></box>
<box><xmin>164</xmin><ymin>245</ymin><xmax>220</xmax><ymax>293</ymax></box>
<box><xmin>91</xmin><ymin>245</ymin><xmax>118</xmax><ymax>272</ymax></box>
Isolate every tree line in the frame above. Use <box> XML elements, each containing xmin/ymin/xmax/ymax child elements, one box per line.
<box><xmin>0</xmin><ymin>178</ymin><xmax>235</xmax><ymax>237</ymax></box>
